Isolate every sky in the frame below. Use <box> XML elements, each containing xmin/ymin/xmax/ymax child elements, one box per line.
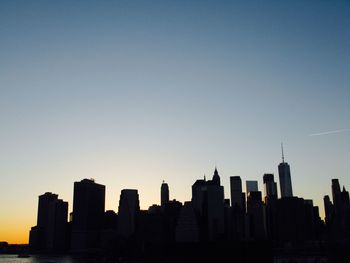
<box><xmin>0</xmin><ymin>0</ymin><xmax>349</xmax><ymax>244</ymax></box>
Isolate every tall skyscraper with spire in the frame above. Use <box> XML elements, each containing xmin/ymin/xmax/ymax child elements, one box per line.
<box><xmin>278</xmin><ymin>144</ymin><xmax>293</xmax><ymax>198</ymax></box>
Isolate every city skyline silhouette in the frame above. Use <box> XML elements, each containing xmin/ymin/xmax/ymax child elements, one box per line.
<box><xmin>0</xmin><ymin>1</ymin><xmax>349</xmax><ymax>253</ymax></box>
<box><xmin>23</xmin><ymin>159</ymin><xmax>349</xmax><ymax>262</ymax></box>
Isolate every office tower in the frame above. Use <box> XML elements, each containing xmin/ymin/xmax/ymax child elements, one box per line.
<box><xmin>191</xmin><ymin>168</ymin><xmax>225</xmax><ymax>241</ymax></box>
<box><xmin>229</xmin><ymin>176</ymin><xmax>245</xmax><ymax>241</ymax></box>
<box><xmin>175</xmin><ymin>201</ymin><xmax>199</xmax><ymax>242</ymax></box>
<box><xmin>332</xmin><ymin>178</ymin><xmax>341</xmax><ymax>213</ymax></box>
<box><xmin>206</xmin><ymin>181</ymin><xmax>225</xmax><ymax>240</ymax></box>
<box><xmin>278</xmin><ymin>144</ymin><xmax>293</xmax><ymax>198</ymax></box>
<box><xmin>117</xmin><ymin>189</ymin><xmax>140</xmax><ymax>238</ymax></box>
<box><xmin>230</xmin><ymin>176</ymin><xmax>243</xmax><ymax>209</ymax></box>
<box><xmin>138</xmin><ymin>210</ymin><xmax>163</xmax><ymax>243</ymax></box>
<box><xmin>71</xmin><ymin>179</ymin><xmax>105</xmax><ymax>251</ymax></box>
<box><xmin>161</xmin><ymin>181</ymin><xmax>169</xmax><ymax>206</ymax></box>
<box><xmin>192</xmin><ymin>177</ymin><xmax>207</xmax><ymax>215</ymax></box>
<box><xmin>163</xmin><ymin>200</ymin><xmax>183</xmax><ymax>242</ymax></box>
<box><xmin>246</xmin><ymin>191</ymin><xmax>266</xmax><ymax>240</ymax></box>
<box><xmin>263</xmin><ymin>174</ymin><xmax>277</xmax><ymax>200</ymax></box>
<box><xmin>37</xmin><ymin>192</ymin><xmax>58</xmax><ymax>230</ymax></box>
<box><xmin>340</xmin><ymin>187</ymin><xmax>350</xmax><ymax>208</ymax></box>
<box><xmin>246</xmin><ymin>180</ymin><xmax>258</xmax><ymax>193</ymax></box>
<box><xmin>323</xmin><ymin>195</ymin><xmax>334</xmax><ymax>226</ymax></box>
<box><xmin>263</xmin><ymin>174</ymin><xmax>278</xmax><ymax>240</ymax></box>
<box><xmin>312</xmin><ymin>206</ymin><xmax>323</xmax><ymax>240</ymax></box>
<box><xmin>303</xmin><ymin>200</ymin><xmax>317</xmax><ymax>240</ymax></box>
<box><xmin>29</xmin><ymin>192</ymin><xmax>68</xmax><ymax>251</ymax></box>
<box><xmin>276</xmin><ymin>197</ymin><xmax>316</xmax><ymax>243</ymax></box>
<box><xmin>325</xmin><ymin>179</ymin><xmax>350</xmax><ymax>241</ymax></box>
<box><xmin>330</xmin><ymin>179</ymin><xmax>350</xmax><ymax>217</ymax></box>
<box><xmin>100</xmin><ymin>210</ymin><xmax>118</xmax><ymax>250</ymax></box>
<box><xmin>332</xmin><ymin>179</ymin><xmax>341</xmax><ymax>200</ymax></box>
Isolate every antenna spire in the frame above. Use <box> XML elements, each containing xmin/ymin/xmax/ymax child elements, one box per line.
<box><xmin>281</xmin><ymin>142</ymin><xmax>285</xmax><ymax>163</ymax></box>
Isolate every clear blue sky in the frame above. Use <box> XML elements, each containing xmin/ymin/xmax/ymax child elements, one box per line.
<box><xmin>0</xmin><ymin>0</ymin><xmax>349</xmax><ymax>243</ymax></box>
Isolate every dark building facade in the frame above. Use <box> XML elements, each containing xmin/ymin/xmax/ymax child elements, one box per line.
<box><xmin>246</xmin><ymin>180</ymin><xmax>258</xmax><ymax>193</ymax></box>
<box><xmin>229</xmin><ymin>176</ymin><xmax>245</xmax><ymax>240</ymax></box>
<box><xmin>117</xmin><ymin>189</ymin><xmax>140</xmax><ymax>238</ymax></box>
<box><xmin>71</xmin><ymin>179</ymin><xmax>105</xmax><ymax>252</ymax></box>
<box><xmin>263</xmin><ymin>174</ymin><xmax>277</xmax><ymax>200</ymax></box>
<box><xmin>175</xmin><ymin>201</ymin><xmax>199</xmax><ymax>242</ymax></box>
<box><xmin>161</xmin><ymin>181</ymin><xmax>169</xmax><ymax>207</ymax></box>
<box><xmin>162</xmin><ymin>199</ymin><xmax>182</xmax><ymax>242</ymax></box>
<box><xmin>263</xmin><ymin>174</ymin><xmax>278</xmax><ymax>240</ymax></box>
<box><xmin>275</xmin><ymin>197</ymin><xmax>321</xmax><ymax>244</ymax></box>
<box><xmin>191</xmin><ymin>168</ymin><xmax>225</xmax><ymax>241</ymax></box>
<box><xmin>324</xmin><ymin>179</ymin><xmax>350</xmax><ymax>240</ymax></box>
<box><xmin>230</xmin><ymin>176</ymin><xmax>244</xmax><ymax>209</ymax></box>
<box><xmin>29</xmin><ymin>192</ymin><xmax>68</xmax><ymax>251</ymax></box>
<box><xmin>246</xmin><ymin>191</ymin><xmax>266</xmax><ymax>240</ymax></box>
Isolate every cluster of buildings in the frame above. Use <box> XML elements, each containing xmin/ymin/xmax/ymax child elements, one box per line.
<box><xmin>29</xmin><ymin>151</ymin><xmax>350</xmax><ymax>253</ymax></box>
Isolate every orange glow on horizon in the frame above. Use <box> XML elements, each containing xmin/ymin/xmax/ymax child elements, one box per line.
<box><xmin>1</xmin><ymin>224</ymin><xmax>29</xmax><ymax>244</ymax></box>
<box><xmin>0</xmin><ymin>210</ymin><xmax>34</xmax><ymax>244</ymax></box>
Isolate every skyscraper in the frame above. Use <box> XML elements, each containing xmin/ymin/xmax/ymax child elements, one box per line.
<box><xmin>278</xmin><ymin>144</ymin><xmax>293</xmax><ymax>198</ymax></box>
<box><xmin>229</xmin><ymin>176</ymin><xmax>246</xmax><ymax>240</ymax></box>
<box><xmin>331</xmin><ymin>178</ymin><xmax>341</xmax><ymax>213</ymax></box>
<box><xmin>29</xmin><ymin>192</ymin><xmax>68</xmax><ymax>251</ymax></box>
<box><xmin>71</xmin><ymin>179</ymin><xmax>105</xmax><ymax>251</ymax></box>
<box><xmin>206</xmin><ymin>180</ymin><xmax>225</xmax><ymax>241</ymax></box>
<box><xmin>324</xmin><ymin>179</ymin><xmax>350</xmax><ymax>241</ymax></box>
<box><xmin>263</xmin><ymin>174</ymin><xmax>277</xmax><ymax>200</ymax></box>
<box><xmin>175</xmin><ymin>201</ymin><xmax>199</xmax><ymax>242</ymax></box>
<box><xmin>37</xmin><ymin>192</ymin><xmax>58</xmax><ymax>230</ymax></box>
<box><xmin>263</xmin><ymin>174</ymin><xmax>278</xmax><ymax>240</ymax></box>
<box><xmin>161</xmin><ymin>181</ymin><xmax>169</xmax><ymax>206</ymax></box>
<box><xmin>323</xmin><ymin>195</ymin><xmax>333</xmax><ymax>226</ymax></box>
<box><xmin>191</xmin><ymin>168</ymin><xmax>225</xmax><ymax>241</ymax></box>
<box><xmin>246</xmin><ymin>180</ymin><xmax>258</xmax><ymax>193</ymax></box>
<box><xmin>230</xmin><ymin>176</ymin><xmax>243</xmax><ymax>209</ymax></box>
<box><xmin>117</xmin><ymin>189</ymin><xmax>140</xmax><ymax>238</ymax></box>
<box><xmin>246</xmin><ymin>191</ymin><xmax>266</xmax><ymax>239</ymax></box>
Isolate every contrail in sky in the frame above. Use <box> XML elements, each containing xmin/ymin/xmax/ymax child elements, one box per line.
<box><xmin>309</xmin><ymin>128</ymin><xmax>350</xmax><ymax>137</ymax></box>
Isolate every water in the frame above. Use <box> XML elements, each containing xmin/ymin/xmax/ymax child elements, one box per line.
<box><xmin>0</xmin><ymin>255</ymin><xmax>84</xmax><ymax>263</ymax></box>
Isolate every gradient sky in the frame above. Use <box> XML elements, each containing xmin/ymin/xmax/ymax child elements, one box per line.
<box><xmin>1</xmin><ymin>0</ymin><xmax>349</xmax><ymax>244</ymax></box>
